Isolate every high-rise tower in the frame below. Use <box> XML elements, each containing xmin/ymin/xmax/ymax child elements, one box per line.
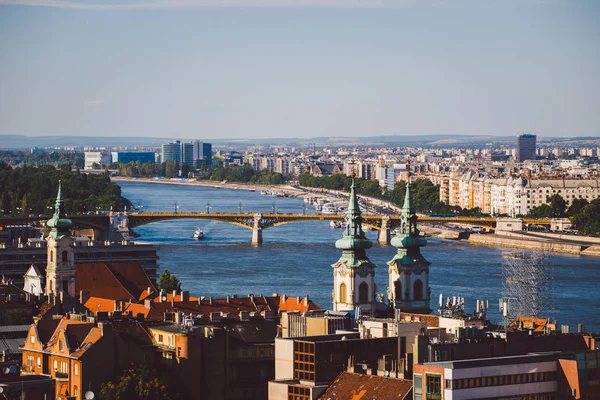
<box><xmin>387</xmin><ymin>183</ymin><xmax>431</xmax><ymax>313</ymax></box>
<box><xmin>331</xmin><ymin>180</ymin><xmax>376</xmax><ymax>312</ymax></box>
<box><xmin>45</xmin><ymin>182</ymin><xmax>76</xmax><ymax>297</ymax></box>
<box><xmin>517</xmin><ymin>134</ymin><xmax>537</xmax><ymax>162</ymax></box>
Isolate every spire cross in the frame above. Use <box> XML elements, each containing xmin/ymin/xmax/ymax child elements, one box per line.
<box><xmin>348</xmin><ymin>159</ymin><xmax>357</xmax><ymax>179</ymax></box>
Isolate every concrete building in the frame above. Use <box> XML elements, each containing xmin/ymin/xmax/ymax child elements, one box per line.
<box><xmin>517</xmin><ymin>134</ymin><xmax>537</xmax><ymax>163</ymax></box>
<box><xmin>84</xmin><ymin>151</ymin><xmax>111</xmax><ymax>170</ymax></box>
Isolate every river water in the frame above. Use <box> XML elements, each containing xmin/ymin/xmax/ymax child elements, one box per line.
<box><xmin>119</xmin><ymin>181</ymin><xmax>600</xmax><ymax>332</ymax></box>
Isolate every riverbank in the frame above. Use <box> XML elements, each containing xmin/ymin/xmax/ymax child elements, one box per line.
<box><xmin>111</xmin><ymin>177</ymin><xmax>307</xmax><ymax>197</ymax></box>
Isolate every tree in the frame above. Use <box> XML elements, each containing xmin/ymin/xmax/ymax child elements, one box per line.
<box><xmin>568</xmin><ymin>198</ymin><xmax>589</xmax><ymax>216</ymax></box>
<box><xmin>99</xmin><ymin>366</ymin><xmax>170</xmax><ymax>400</ymax></box>
<box><xmin>158</xmin><ymin>269</ymin><xmax>181</xmax><ymax>292</ymax></box>
<box><xmin>546</xmin><ymin>194</ymin><xmax>567</xmax><ymax>218</ymax></box>
<box><xmin>572</xmin><ymin>198</ymin><xmax>600</xmax><ymax>236</ymax></box>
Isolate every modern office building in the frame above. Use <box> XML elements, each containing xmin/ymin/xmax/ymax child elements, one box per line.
<box><xmin>517</xmin><ymin>134</ymin><xmax>537</xmax><ymax>162</ymax></box>
<box><xmin>111</xmin><ymin>151</ymin><xmax>155</xmax><ymax>164</ymax></box>
<box><xmin>161</xmin><ymin>140</ymin><xmax>212</xmax><ymax>168</ymax></box>
<box><xmin>192</xmin><ymin>140</ymin><xmax>212</xmax><ymax>168</ymax></box>
<box><xmin>161</xmin><ymin>141</ymin><xmax>182</xmax><ymax>164</ymax></box>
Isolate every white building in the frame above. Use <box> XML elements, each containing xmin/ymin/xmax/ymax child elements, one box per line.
<box><xmin>84</xmin><ymin>151</ymin><xmax>111</xmax><ymax>170</ymax></box>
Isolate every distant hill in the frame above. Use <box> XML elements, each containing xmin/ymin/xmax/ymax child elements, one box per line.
<box><xmin>0</xmin><ymin>133</ymin><xmax>591</xmax><ymax>149</ymax></box>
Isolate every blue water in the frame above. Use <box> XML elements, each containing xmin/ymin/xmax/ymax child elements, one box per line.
<box><xmin>119</xmin><ymin>181</ymin><xmax>600</xmax><ymax>332</ymax></box>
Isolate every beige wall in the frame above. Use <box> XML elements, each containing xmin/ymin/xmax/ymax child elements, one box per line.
<box><xmin>274</xmin><ymin>338</ymin><xmax>295</xmax><ymax>380</ymax></box>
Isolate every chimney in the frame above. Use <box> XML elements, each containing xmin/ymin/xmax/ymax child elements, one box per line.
<box><xmin>80</xmin><ymin>290</ymin><xmax>90</xmax><ymax>305</ymax></box>
<box><xmin>98</xmin><ymin>321</ymin><xmax>112</xmax><ymax>337</ymax></box>
<box><xmin>304</xmin><ymin>295</ymin><xmax>309</xmax><ymax>307</ymax></box>
<box><xmin>209</xmin><ymin>296</ymin><xmax>213</xmax><ymax>305</ymax></box>
<box><xmin>198</xmin><ymin>298</ymin><xmax>202</xmax><ymax>305</ymax></box>
<box><xmin>226</xmin><ymin>296</ymin><xmax>230</xmax><ymax>303</ymax></box>
<box><xmin>180</xmin><ymin>291</ymin><xmax>189</xmax><ymax>302</ymax></box>
<box><xmin>281</xmin><ymin>294</ymin><xmax>286</xmax><ymax>303</ymax></box>
<box><xmin>172</xmin><ymin>290</ymin><xmax>177</xmax><ymax>299</ymax></box>
<box><xmin>147</xmin><ymin>287</ymin><xmax>152</xmax><ymax>294</ymax></box>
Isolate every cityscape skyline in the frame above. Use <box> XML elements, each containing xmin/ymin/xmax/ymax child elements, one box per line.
<box><xmin>1</xmin><ymin>1</ymin><xmax>599</xmax><ymax>139</ymax></box>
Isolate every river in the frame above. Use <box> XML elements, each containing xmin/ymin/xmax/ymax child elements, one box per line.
<box><xmin>119</xmin><ymin>180</ymin><xmax>600</xmax><ymax>332</ymax></box>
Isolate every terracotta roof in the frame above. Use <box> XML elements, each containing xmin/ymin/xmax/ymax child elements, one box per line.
<box><xmin>279</xmin><ymin>295</ymin><xmax>320</xmax><ymax>313</ymax></box>
<box><xmin>510</xmin><ymin>316</ymin><xmax>549</xmax><ymax>333</ymax></box>
<box><xmin>318</xmin><ymin>372</ymin><xmax>413</xmax><ymax>400</ymax></box>
<box><xmin>35</xmin><ymin>319</ymin><xmax>62</xmax><ymax>343</ymax></box>
<box><xmin>75</xmin><ymin>262</ymin><xmax>156</xmax><ymax>301</ymax></box>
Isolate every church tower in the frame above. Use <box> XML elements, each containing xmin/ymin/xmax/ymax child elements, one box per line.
<box><xmin>45</xmin><ymin>181</ymin><xmax>75</xmax><ymax>297</ymax></box>
<box><xmin>387</xmin><ymin>183</ymin><xmax>432</xmax><ymax>313</ymax></box>
<box><xmin>331</xmin><ymin>179</ymin><xmax>376</xmax><ymax>312</ymax></box>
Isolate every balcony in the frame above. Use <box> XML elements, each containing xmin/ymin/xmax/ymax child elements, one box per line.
<box><xmin>55</xmin><ymin>372</ymin><xmax>69</xmax><ymax>380</ymax></box>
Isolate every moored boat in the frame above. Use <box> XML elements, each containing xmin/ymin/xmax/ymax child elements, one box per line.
<box><xmin>193</xmin><ymin>228</ymin><xmax>205</xmax><ymax>240</ymax></box>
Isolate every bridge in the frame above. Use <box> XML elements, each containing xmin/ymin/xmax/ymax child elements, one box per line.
<box><xmin>0</xmin><ymin>212</ymin><xmax>551</xmax><ymax>245</ymax></box>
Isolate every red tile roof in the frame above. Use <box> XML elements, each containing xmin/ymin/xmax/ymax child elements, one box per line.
<box><xmin>318</xmin><ymin>372</ymin><xmax>413</xmax><ymax>400</ymax></box>
<box><xmin>75</xmin><ymin>262</ymin><xmax>156</xmax><ymax>301</ymax></box>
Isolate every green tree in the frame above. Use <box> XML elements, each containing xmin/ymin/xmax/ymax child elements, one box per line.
<box><xmin>164</xmin><ymin>160</ymin><xmax>178</xmax><ymax>178</ymax></box>
<box><xmin>99</xmin><ymin>366</ymin><xmax>170</xmax><ymax>400</ymax></box>
<box><xmin>572</xmin><ymin>198</ymin><xmax>600</xmax><ymax>236</ymax></box>
<box><xmin>568</xmin><ymin>198</ymin><xmax>589</xmax><ymax>217</ymax></box>
<box><xmin>546</xmin><ymin>194</ymin><xmax>567</xmax><ymax>218</ymax></box>
<box><xmin>158</xmin><ymin>269</ymin><xmax>181</xmax><ymax>292</ymax></box>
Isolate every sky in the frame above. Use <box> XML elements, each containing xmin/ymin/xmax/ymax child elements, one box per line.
<box><xmin>0</xmin><ymin>0</ymin><xmax>599</xmax><ymax>140</ymax></box>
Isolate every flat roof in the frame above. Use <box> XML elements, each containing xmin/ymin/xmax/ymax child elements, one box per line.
<box><xmin>423</xmin><ymin>352</ymin><xmax>563</xmax><ymax>370</ymax></box>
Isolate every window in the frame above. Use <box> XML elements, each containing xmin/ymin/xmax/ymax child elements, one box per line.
<box><xmin>158</xmin><ymin>334</ymin><xmax>163</xmax><ymax>342</ymax></box>
<box><xmin>37</xmin><ymin>357</ymin><xmax>41</xmax><ymax>369</ymax></box>
<box><xmin>59</xmin><ymin>340</ymin><xmax>64</xmax><ymax>351</ymax></box>
<box><xmin>414</xmin><ymin>374</ymin><xmax>423</xmax><ymax>396</ymax></box>
<box><xmin>358</xmin><ymin>282</ymin><xmax>369</xmax><ymax>304</ymax></box>
<box><xmin>177</xmin><ymin>347</ymin><xmax>182</xmax><ymax>357</ymax></box>
<box><xmin>61</xmin><ymin>362</ymin><xmax>68</xmax><ymax>373</ymax></box>
<box><xmin>414</xmin><ymin>279</ymin><xmax>423</xmax><ymax>301</ymax></box>
<box><xmin>27</xmin><ymin>355</ymin><xmax>34</xmax><ymax>369</ymax></box>
<box><xmin>53</xmin><ymin>360</ymin><xmax>58</xmax><ymax>371</ymax></box>
<box><xmin>74</xmin><ymin>386</ymin><xmax>78</xmax><ymax>396</ymax></box>
<box><xmin>426</xmin><ymin>375</ymin><xmax>441</xmax><ymax>399</ymax></box>
<box><xmin>62</xmin><ymin>251</ymin><xmax>68</xmax><ymax>262</ymax></box>
<box><xmin>74</xmin><ymin>363</ymin><xmax>78</xmax><ymax>376</ymax></box>
<box><xmin>339</xmin><ymin>283</ymin><xmax>347</xmax><ymax>303</ymax></box>
<box><xmin>30</xmin><ymin>335</ymin><xmax>35</xmax><ymax>344</ymax></box>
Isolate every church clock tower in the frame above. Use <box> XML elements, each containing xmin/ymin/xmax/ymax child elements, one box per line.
<box><xmin>387</xmin><ymin>183</ymin><xmax>432</xmax><ymax>313</ymax></box>
<box><xmin>45</xmin><ymin>181</ymin><xmax>75</xmax><ymax>297</ymax></box>
<box><xmin>332</xmin><ymin>179</ymin><xmax>376</xmax><ymax>312</ymax></box>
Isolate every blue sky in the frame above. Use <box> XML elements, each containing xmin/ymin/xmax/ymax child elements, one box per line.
<box><xmin>0</xmin><ymin>0</ymin><xmax>598</xmax><ymax>139</ymax></box>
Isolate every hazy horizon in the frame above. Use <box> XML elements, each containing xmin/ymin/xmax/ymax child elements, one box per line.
<box><xmin>1</xmin><ymin>0</ymin><xmax>599</xmax><ymax>140</ymax></box>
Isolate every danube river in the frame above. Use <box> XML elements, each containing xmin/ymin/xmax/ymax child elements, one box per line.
<box><xmin>119</xmin><ymin>180</ymin><xmax>600</xmax><ymax>332</ymax></box>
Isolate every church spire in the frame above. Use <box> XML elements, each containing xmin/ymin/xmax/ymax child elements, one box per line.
<box><xmin>387</xmin><ymin>181</ymin><xmax>431</xmax><ymax>313</ymax></box>
<box><xmin>47</xmin><ymin>181</ymin><xmax>72</xmax><ymax>239</ymax></box>
<box><xmin>331</xmin><ymin>177</ymin><xmax>376</xmax><ymax>312</ymax></box>
<box><xmin>335</xmin><ymin>178</ymin><xmax>372</xmax><ymax>251</ymax></box>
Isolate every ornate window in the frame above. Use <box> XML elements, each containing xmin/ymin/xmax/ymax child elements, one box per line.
<box><xmin>339</xmin><ymin>283</ymin><xmax>347</xmax><ymax>304</ymax></box>
<box><xmin>61</xmin><ymin>251</ymin><xmax>68</xmax><ymax>263</ymax></box>
<box><xmin>414</xmin><ymin>279</ymin><xmax>423</xmax><ymax>301</ymax></box>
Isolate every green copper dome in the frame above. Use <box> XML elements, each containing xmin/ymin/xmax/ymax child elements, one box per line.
<box><xmin>389</xmin><ymin>182</ymin><xmax>429</xmax><ymax>263</ymax></box>
<box><xmin>47</xmin><ymin>181</ymin><xmax>72</xmax><ymax>240</ymax></box>
<box><xmin>335</xmin><ymin>179</ymin><xmax>372</xmax><ymax>251</ymax></box>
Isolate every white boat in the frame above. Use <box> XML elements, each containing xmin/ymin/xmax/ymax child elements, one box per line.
<box><xmin>322</xmin><ymin>203</ymin><xmax>337</xmax><ymax>214</ymax></box>
<box><xmin>193</xmin><ymin>228</ymin><xmax>205</xmax><ymax>240</ymax></box>
<box><xmin>260</xmin><ymin>191</ymin><xmax>268</xmax><ymax>195</ymax></box>
<box><xmin>315</xmin><ymin>204</ymin><xmax>322</xmax><ymax>212</ymax></box>
<box><xmin>330</xmin><ymin>221</ymin><xmax>344</xmax><ymax>229</ymax></box>
<box><xmin>363</xmin><ymin>226</ymin><xmax>372</xmax><ymax>232</ymax></box>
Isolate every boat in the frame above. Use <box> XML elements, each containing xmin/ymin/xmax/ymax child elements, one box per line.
<box><xmin>321</xmin><ymin>203</ymin><xmax>337</xmax><ymax>214</ymax></box>
<box><xmin>260</xmin><ymin>191</ymin><xmax>268</xmax><ymax>195</ymax></box>
<box><xmin>315</xmin><ymin>204</ymin><xmax>322</xmax><ymax>212</ymax></box>
<box><xmin>330</xmin><ymin>221</ymin><xmax>344</xmax><ymax>229</ymax></box>
<box><xmin>363</xmin><ymin>226</ymin><xmax>372</xmax><ymax>232</ymax></box>
<box><xmin>193</xmin><ymin>228</ymin><xmax>205</xmax><ymax>240</ymax></box>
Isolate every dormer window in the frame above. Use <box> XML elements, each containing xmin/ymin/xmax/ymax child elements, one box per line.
<box><xmin>30</xmin><ymin>335</ymin><xmax>35</xmax><ymax>344</ymax></box>
<box><xmin>59</xmin><ymin>340</ymin><xmax>64</xmax><ymax>351</ymax></box>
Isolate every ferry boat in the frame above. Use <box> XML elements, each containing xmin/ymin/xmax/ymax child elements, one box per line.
<box><xmin>193</xmin><ymin>228</ymin><xmax>205</xmax><ymax>240</ymax></box>
<box><xmin>321</xmin><ymin>203</ymin><xmax>338</xmax><ymax>214</ymax></box>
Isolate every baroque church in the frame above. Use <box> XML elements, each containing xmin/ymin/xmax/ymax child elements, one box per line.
<box><xmin>331</xmin><ymin>179</ymin><xmax>432</xmax><ymax>314</ymax></box>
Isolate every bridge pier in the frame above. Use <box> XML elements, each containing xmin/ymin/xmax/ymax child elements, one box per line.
<box><xmin>378</xmin><ymin>215</ymin><xmax>391</xmax><ymax>245</ymax></box>
<box><xmin>252</xmin><ymin>213</ymin><xmax>263</xmax><ymax>245</ymax></box>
